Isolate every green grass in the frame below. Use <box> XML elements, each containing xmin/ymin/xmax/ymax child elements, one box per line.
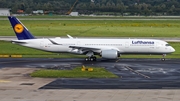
<box><xmin>0</xmin><ymin>41</ymin><xmax>85</xmax><ymax>58</ymax></box>
<box><xmin>0</xmin><ymin>41</ymin><xmax>179</xmax><ymax>58</ymax></box>
<box><xmin>1</xmin><ymin>18</ymin><xmax>180</xmax><ymax>58</ymax></box>
<box><xmin>1</xmin><ymin>15</ymin><xmax>180</xmax><ymax>19</ymax></box>
<box><xmin>0</xmin><ymin>41</ymin><xmax>52</xmax><ymax>55</ymax></box>
<box><xmin>1</xmin><ymin>19</ymin><xmax>180</xmax><ymax>37</ymax></box>
<box><xmin>30</xmin><ymin>67</ymin><xmax>118</xmax><ymax>78</ymax></box>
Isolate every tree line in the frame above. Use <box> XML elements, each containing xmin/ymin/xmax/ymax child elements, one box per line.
<box><xmin>1</xmin><ymin>0</ymin><xmax>180</xmax><ymax>15</ymax></box>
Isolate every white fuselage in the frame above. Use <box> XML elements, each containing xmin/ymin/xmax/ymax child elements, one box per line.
<box><xmin>13</xmin><ymin>38</ymin><xmax>175</xmax><ymax>55</ymax></box>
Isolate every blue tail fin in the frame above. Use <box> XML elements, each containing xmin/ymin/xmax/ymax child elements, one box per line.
<box><xmin>8</xmin><ymin>16</ymin><xmax>35</xmax><ymax>40</ymax></box>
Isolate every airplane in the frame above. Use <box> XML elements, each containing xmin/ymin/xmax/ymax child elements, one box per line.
<box><xmin>8</xmin><ymin>16</ymin><xmax>175</xmax><ymax>61</ymax></box>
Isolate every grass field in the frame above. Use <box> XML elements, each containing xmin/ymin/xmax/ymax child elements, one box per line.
<box><xmin>1</xmin><ymin>17</ymin><xmax>180</xmax><ymax>58</ymax></box>
<box><xmin>30</xmin><ymin>67</ymin><xmax>118</xmax><ymax>78</ymax></box>
<box><xmin>0</xmin><ymin>40</ymin><xmax>85</xmax><ymax>58</ymax></box>
<box><xmin>1</xmin><ymin>15</ymin><xmax>180</xmax><ymax>19</ymax></box>
<box><xmin>1</xmin><ymin>18</ymin><xmax>180</xmax><ymax>37</ymax></box>
<box><xmin>0</xmin><ymin>41</ymin><xmax>179</xmax><ymax>58</ymax></box>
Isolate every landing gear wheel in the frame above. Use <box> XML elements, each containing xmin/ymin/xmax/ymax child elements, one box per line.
<box><xmin>90</xmin><ymin>57</ymin><xmax>94</xmax><ymax>61</ymax></box>
<box><xmin>85</xmin><ymin>56</ymin><xmax>97</xmax><ymax>61</ymax></box>
<box><xmin>161</xmin><ymin>58</ymin><xmax>165</xmax><ymax>61</ymax></box>
<box><xmin>161</xmin><ymin>54</ymin><xmax>166</xmax><ymax>61</ymax></box>
<box><xmin>93</xmin><ymin>57</ymin><xmax>97</xmax><ymax>61</ymax></box>
<box><xmin>85</xmin><ymin>58</ymin><xmax>89</xmax><ymax>61</ymax></box>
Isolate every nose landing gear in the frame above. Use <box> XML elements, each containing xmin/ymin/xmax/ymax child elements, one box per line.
<box><xmin>161</xmin><ymin>54</ymin><xmax>166</xmax><ymax>61</ymax></box>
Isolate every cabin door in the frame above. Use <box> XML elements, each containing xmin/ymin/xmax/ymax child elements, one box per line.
<box><xmin>125</xmin><ymin>42</ymin><xmax>129</xmax><ymax>48</ymax></box>
<box><xmin>156</xmin><ymin>42</ymin><xmax>160</xmax><ymax>49</ymax></box>
<box><xmin>40</xmin><ymin>41</ymin><xmax>44</xmax><ymax>48</ymax></box>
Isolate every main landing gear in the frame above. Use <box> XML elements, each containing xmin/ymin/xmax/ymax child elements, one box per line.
<box><xmin>85</xmin><ymin>56</ymin><xmax>97</xmax><ymax>61</ymax></box>
<box><xmin>161</xmin><ymin>54</ymin><xmax>166</xmax><ymax>61</ymax></box>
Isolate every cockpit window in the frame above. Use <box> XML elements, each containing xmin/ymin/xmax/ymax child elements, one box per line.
<box><xmin>165</xmin><ymin>44</ymin><xmax>170</xmax><ymax>46</ymax></box>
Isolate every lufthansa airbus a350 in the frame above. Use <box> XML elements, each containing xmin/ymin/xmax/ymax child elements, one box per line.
<box><xmin>8</xmin><ymin>16</ymin><xmax>175</xmax><ymax>61</ymax></box>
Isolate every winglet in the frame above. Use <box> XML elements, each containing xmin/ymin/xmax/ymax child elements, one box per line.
<box><xmin>8</xmin><ymin>16</ymin><xmax>35</xmax><ymax>40</ymax></box>
<box><xmin>67</xmin><ymin>34</ymin><xmax>74</xmax><ymax>39</ymax></box>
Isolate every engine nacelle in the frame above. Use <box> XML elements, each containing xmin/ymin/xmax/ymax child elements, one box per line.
<box><xmin>101</xmin><ymin>50</ymin><xmax>119</xmax><ymax>59</ymax></box>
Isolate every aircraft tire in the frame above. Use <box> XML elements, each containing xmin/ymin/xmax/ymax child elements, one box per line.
<box><xmin>90</xmin><ymin>57</ymin><xmax>94</xmax><ymax>61</ymax></box>
<box><xmin>85</xmin><ymin>57</ymin><xmax>97</xmax><ymax>61</ymax></box>
<box><xmin>93</xmin><ymin>57</ymin><xmax>97</xmax><ymax>61</ymax></box>
<box><xmin>85</xmin><ymin>58</ymin><xmax>89</xmax><ymax>61</ymax></box>
<box><xmin>161</xmin><ymin>58</ymin><xmax>165</xmax><ymax>61</ymax></box>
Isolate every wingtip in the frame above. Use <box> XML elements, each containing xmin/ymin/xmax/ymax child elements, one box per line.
<box><xmin>67</xmin><ymin>34</ymin><xmax>74</xmax><ymax>39</ymax></box>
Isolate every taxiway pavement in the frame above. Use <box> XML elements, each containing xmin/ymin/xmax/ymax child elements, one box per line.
<box><xmin>0</xmin><ymin>58</ymin><xmax>180</xmax><ymax>101</ymax></box>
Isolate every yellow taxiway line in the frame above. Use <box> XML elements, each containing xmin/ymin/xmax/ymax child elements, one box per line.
<box><xmin>0</xmin><ymin>80</ymin><xmax>11</xmax><ymax>83</ymax></box>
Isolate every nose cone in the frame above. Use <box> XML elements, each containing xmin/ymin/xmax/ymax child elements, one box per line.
<box><xmin>171</xmin><ymin>47</ymin><xmax>175</xmax><ymax>53</ymax></box>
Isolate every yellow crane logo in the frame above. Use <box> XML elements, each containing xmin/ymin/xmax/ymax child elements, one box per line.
<box><xmin>14</xmin><ymin>24</ymin><xmax>24</xmax><ymax>34</ymax></box>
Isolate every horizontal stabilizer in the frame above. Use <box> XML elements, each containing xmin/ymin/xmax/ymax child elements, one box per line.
<box><xmin>11</xmin><ymin>40</ymin><xmax>27</xmax><ymax>44</ymax></box>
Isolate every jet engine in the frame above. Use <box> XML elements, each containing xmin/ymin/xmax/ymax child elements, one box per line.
<box><xmin>101</xmin><ymin>50</ymin><xmax>120</xmax><ymax>59</ymax></box>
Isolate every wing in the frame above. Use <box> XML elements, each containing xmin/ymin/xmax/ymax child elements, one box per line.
<box><xmin>69</xmin><ymin>45</ymin><xmax>100</xmax><ymax>50</ymax></box>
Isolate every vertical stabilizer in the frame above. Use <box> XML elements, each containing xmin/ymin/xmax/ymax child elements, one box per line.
<box><xmin>8</xmin><ymin>16</ymin><xmax>35</xmax><ymax>40</ymax></box>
